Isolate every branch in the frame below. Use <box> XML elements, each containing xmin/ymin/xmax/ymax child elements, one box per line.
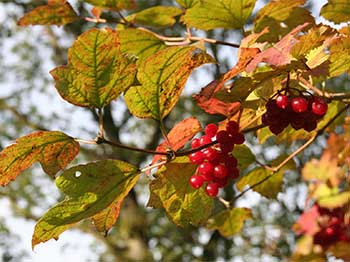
<box><xmin>233</xmin><ymin>104</ymin><xmax>350</xmax><ymax>201</ymax></box>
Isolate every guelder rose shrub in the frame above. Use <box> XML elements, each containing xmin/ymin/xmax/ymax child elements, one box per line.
<box><xmin>1</xmin><ymin>0</ymin><xmax>350</xmax><ymax>260</ymax></box>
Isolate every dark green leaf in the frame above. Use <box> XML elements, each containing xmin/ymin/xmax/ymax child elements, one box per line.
<box><xmin>124</xmin><ymin>46</ymin><xmax>214</xmax><ymax>120</ymax></box>
<box><xmin>232</xmin><ymin>145</ymin><xmax>255</xmax><ymax>170</ymax></box>
<box><xmin>207</xmin><ymin>208</ymin><xmax>252</xmax><ymax>237</ymax></box>
<box><xmin>320</xmin><ymin>0</ymin><xmax>350</xmax><ymax>24</ymax></box>
<box><xmin>148</xmin><ymin>157</ymin><xmax>213</xmax><ymax>227</ymax></box>
<box><xmin>183</xmin><ymin>0</ymin><xmax>256</xmax><ymax>30</ymax></box>
<box><xmin>17</xmin><ymin>0</ymin><xmax>79</xmax><ymax>26</ymax></box>
<box><xmin>32</xmin><ymin>160</ymin><xmax>139</xmax><ymax>248</ymax></box>
<box><xmin>0</xmin><ymin>131</ymin><xmax>79</xmax><ymax>185</ymax></box>
<box><xmin>51</xmin><ymin>28</ymin><xmax>136</xmax><ymax>108</ymax></box>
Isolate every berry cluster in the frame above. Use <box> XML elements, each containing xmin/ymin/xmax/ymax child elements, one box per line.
<box><xmin>188</xmin><ymin>121</ymin><xmax>245</xmax><ymax>197</ymax></box>
<box><xmin>262</xmin><ymin>93</ymin><xmax>328</xmax><ymax>135</ymax></box>
<box><xmin>314</xmin><ymin>205</ymin><xmax>350</xmax><ymax>249</ymax></box>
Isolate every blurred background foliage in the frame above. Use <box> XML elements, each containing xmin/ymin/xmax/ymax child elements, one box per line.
<box><xmin>0</xmin><ymin>0</ymin><xmax>346</xmax><ymax>261</ymax></box>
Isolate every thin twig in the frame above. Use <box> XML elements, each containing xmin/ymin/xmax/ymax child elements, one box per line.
<box><xmin>98</xmin><ymin>108</ymin><xmax>104</xmax><ymax>138</ymax></box>
<box><xmin>140</xmin><ymin>160</ymin><xmax>168</xmax><ymax>173</ymax></box>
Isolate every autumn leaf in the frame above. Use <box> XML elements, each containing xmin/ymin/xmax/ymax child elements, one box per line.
<box><xmin>232</xmin><ymin>145</ymin><xmax>255</xmax><ymax>170</ymax></box>
<box><xmin>0</xmin><ymin>131</ymin><xmax>79</xmax><ymax>185</ymax></box>
<box><xmin>148</xmin><ymin>157</ymin><xmax>213</xmax><ymax>227</ymax></box>
<box><xmin>124</xmin><ymin>46</ymin><xmax>215</xmax><ymax>120</ymax></box>
<box><xmin>182</xmin><ymin>0</ymin><xmax>257</xmax><ymax>30</ymax></box>
<box><xmin>32</xmin><ymin>160</ymin><xmax>139</xmax><ymax>248</ymax></box>
<box><xmin>51</xmin><ymin>28</ymin><xmax>136</xmax><ymax>108</ymax></box>
<box><xmin>17</xmin><ymin>0</ymin><xmax>79</xmax><ymax>26</ymax></box>
<box><xmin>207</xmin><ymin>208</ymin><xmax>252</xmax><ymax>237</ymax></box>
<box><xmin>151</xmin><ymin>117</ymin><xmax>202</xmax><ymax>167</ymax></box>
<box><xmin>92</xmin><ymin>199</ymin><xmax>123</xmax><ymax>234</ymax></box>
<box><xmin>320</xmin><ymin>0</ymin><xmax>350</xmax><ymax>24</ymax></box>
<box><xmin>84</xmin><ymin>0</ymin><xmax>136</xmax><ymax>10</ymax></box>
<box><xmin>127</xmin><ymin>6</ymin><xmax>183</xmax><ymax>28</ymax></box>
<box><xmin>294</xmin><ymin>205</ymin><xmax>320</xmax><ymax>236</ymax></box>
<box><xmin>329</xmin><ymin>37</ymin><xmax>350</xmax><ymax>77</ymax></box>
<box><xmin>176</xmin><ymin>0</ymin><xmax>200</xmax><ymax>8</ymax></box>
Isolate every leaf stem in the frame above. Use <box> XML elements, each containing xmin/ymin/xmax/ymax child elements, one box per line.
<box><xmin>140</xmin><ymin>160</ymin><xmax>168</xmax><ymax>173</ymax></box>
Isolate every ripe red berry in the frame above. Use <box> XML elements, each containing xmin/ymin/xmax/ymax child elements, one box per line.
<box><xmin>199</xmin><ymin>135</ymin><xmax>212</xmax><ymax>146</ymax></box>
<box><xmin>198</xmin><ymin>162</ymin><xmax>214</xmax><ymax>177</ymax></box>
<box><xmin>226</xmin><ymin>121</ymin><xmax>239</xmax><ymax>135</ymax></box>
<box><xmin>205</xmin><ymin>123</ymin><xmax>218</xmax><ymax>138</ymax></box>
<box><xmin>202</xmin><ymin>147</ymin><xmax>218</xmax><ymax>161</ymax></box>
<box><xmin>219</xmin><ymin>142</ymin><xmax>234</xmax><ymax>154</ymax></box>
<box><xmin>216</xmin><ymin>130</ymin><xmax>231</xmax><ymax>143</ymax></box>
<box><xmin>189</xmin><ymin>175</ymin><xmax>204</xmax><ymax>189</ymax></box>
<box><xmin>228</xmin><ymin>166</ymin><xmax>240</xmax><ymax>179</ymax></box>
<box><xmin>213</xmin><ymin>164</ymin><xmax>228</xmax><ymax>178</ymax></box>
<box><xmin>191</xmin><ymin>138</ymin><xmax>200</xmax><ymax>148</ymax></box>
<box><xmin>276</xmin><ymin>95</ymin><xmax>289</xmax><ymax>109</ymax></box>
<box><xmin>224</xmin><ymin>155</ymin><xmax>238</xmax><ymax>168</ymax></box>
<box><xmin>311</xmin><ymin>97</ymin><xmax>328</xmax><ymax>116</ymax></box>
<box><xmin>189</xmin><ymin>151</ymin><xmax>204</xmax><ymax>164</ymax></box>
<box><xmin>205</xmin><ymin>183</ymin><xmax>219</xmax><ymax>197</ymax></box>
<box><xmin>232</xmin><ymin>133</ymin><xmax>245</xmax><ymax>144</ymax></box>
<box><xmin>291</xmin><ymin>97</ymin><xmax>308</xmax><ymax>113</ymax></box>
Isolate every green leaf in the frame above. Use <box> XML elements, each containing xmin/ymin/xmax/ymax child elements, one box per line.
<box><xmin>51</xmin><ymin>28</ymin><xmax>136</xmax><ymax>108</ymax></box>
<box><xmin>119</xmin><ymin>28</ymin><xmax>166</xmax><ymax>60</ymax></box>
<box><xmin>318</xmin><ymin>191</ymin><xmax>350</xmax><ymax>209</ymax></box>
<box><xmin>124</xmin><ymin>46</ymin><xmax>214</xmax><ymax>120</ymax></box>
<box><xmin>254</xmin><ymin>0</ymin><xmax>314</xmax><ymax>42</ymax></box>
<box><xmin>176</xmin><ymin>0</ymin><xmax>200</xmax><ymax>8</ymax></box>
<box><xmin>128</xmin><ymin>6</ymin><xmax>183</xmax><ymax>28</ymax></box>
<box><xmin>84</xmin><ymin>0</ymin><xmax>136</xmax><ymax>10</ymax></box>
<box><xmin>320</xmin><ymin>0</ymin><xmax>350</xmax><ymax>24</ymax></box>
<box><xmin>0</xmin><ymin>131</ymin><xmax>79</xmax><ymax>185</ymax></box>
<box><xmin>148</xmin><ymin>157</ymin><xmax>213</xmax><ymax>227</ymax></box>
<box><xmin>329</xmin><ymin>37</ymin><xmax>350</xmax><ymax>77</ymax></box>
<box><xmin>236</xmin><ymin>158</ymin><xmax>295</xmax><ymax>199</ymax></box>
<box><xmin>207</xmin><ymin>208</ymin><xmax>252</xmax><ymax>237</ymax></box>
<box><xmin>17</xmin><ymin>0</ymin><xmax>79</xmax><ymax>26</ymax></box>
<box><xmin>32</xmin><ymin>160</ymin><xmax>139</xmax><ymax>248</ymax></box>
<box><xmin>182</xmin><ymin>0</ymin><xmax>256</xmax><ymax>30</ymax></box>
<box><xmin>232</xmin><ymin>145</ymin><xmax>255</xmax><ymax>170</ymax></box>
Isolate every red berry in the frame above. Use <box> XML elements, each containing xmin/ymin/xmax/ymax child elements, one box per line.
<box><xmin>198</xmin><ymin>162</ymin><xmax>214</xmax><ymax>177</ymax></box>
<box><xmin>213</xmin><ymin>164</ymin><xmax>228</xmax><ymax>178</ymax></box>
<box><xmin>228</xmin><ymin>166</ymin><xmax>240</xmax><ymax>179</ymax></box>
<box><xmin>214</xmin><ymin>176</ymin><xmax>229</xmax><ymax>188</ymax></box>
<box><xmin>232</xmin><ymin>133</ymin><xmax>245</xmax><ymax>144</ymax></box>
<box><xmin>226</xmin><ymin>121</ymin><xmax>239</xmax><ymax>135</ymax></box>
<box><xmin>191</xmin><ymin>138</ymin><xmax>200</xmax><ymax>148</ymax></box>
<box><xmin>202</xmin><ymin>147</ymin><xmax>218</xmax><ymax>161</ymax></box>
<box><xmin>189</xmin><ymin>151</ymin><xmax>204</xmax><ymax>164</ymax></box>
<box><xmin>205</xmin><ymin>123</ymin><xmax>218</xmax><ymax>138</ymax></box>
<box><xmin>269</xmin><ymin>124</ymin><xmax>285</xmax><ymax>135</ymax></box>
<box><xmin>224</xmin><ymin>155</ymin><xmax>238</xmax><ymax>168</ymax></box>
<box><xmin>276</xmin><ymin>95</ymin><xmax>289</xmax><ymax>109</ymax></box>
<box><xmin>219</xmin><ymin>142</ymin><xmax>234</xmax><ymax>154</ymax></box>
<box><xmin>311</xmin><ymin>97</ymin><xmax>328</xmax><ymax>116</ymax></box>
<box><xmin>199</xmin><ymin>135</ymin><xmax>212</xmax><ymax>146</ymax></box>
<box><xmin>216</xmin><ymin>130</ymin><xmax>231</xmax><ymax>143</ymax></box>
<box><xmin>189</xmin><ymin>175</ymin><xmax>204</xmax><ymax>189</ymax></box>
<box><xmin>205</xmin><ymin>183</ymin><xmax>219</xmax><ymax>197</ymax></box>
<box><xmin>291</xmin><ymin>97</ymin><xmax>308</xmax><ymax>113</ymax></box>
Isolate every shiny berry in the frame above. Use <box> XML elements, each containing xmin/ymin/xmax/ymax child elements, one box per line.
<box><xmin>311</xmin><ymin>97</ymin><xmax>328</xmax><ymax>116</ymax></box>
<box><xmin>226</xmin><ymin>121</ymin><xmax>239</xmax><ymax>135</ymax></box>
<box><xmin>199</xmin><ymin>135</ymin><xmax>212</xmax><ymax>146</ymax></box>
<box><xmin>291</xmin><ymin>97</ymin><xmax>308</xmax><ymax>113</ymax></box>
<box><xmin>276</xmin><ymin>95</ymin><xmax>289</xmax><ymax>109</ymax></box>
<box><xmin>189</xmin><ymin>151</ymin><xmax>204</xmax><ymax>164</ymax></box>
<box><xmin>198</xmin><ymin>162</ymin><xmax>214</xmax><ymax>176</ymax></box>
<box><xmin>191</xmin><ymin>138</ymin><xmax>200</xmax><ymax>148</ymax></box>
<box><xmin>202</xmin><ymin>147</ymin><xmax>218</xmax><ymax>161</ymax></box>
<box><xmin>213</xmin><ymin>164</ymin><xmax>228</xmax><ymax>178</ymax></box>
<box><xmin>189</xmin><ymin>175</ymin><xmax>204</xmax><ymax>189</ymax></box>
<box><xmin>216</xmin><ymin>130</ymin><xmax>231</xmax><ymax>143</ymax></box>
<box><xmin>205</xmin><ymin>123</ymin><xmax>218</xmax><ymax>138</ymax></box>
<box><xmin>205</xmin><ymin>183</ymin><xmax>219</xmax><ymax>197</ymax></box>
<box><xmin>232</xmin><ymin>133</ymin><xmax>245</xmax><ymax>144</ymax></box>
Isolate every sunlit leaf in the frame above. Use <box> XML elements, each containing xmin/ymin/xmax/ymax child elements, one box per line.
<box><xmin>293</xmin><ymin>205</ymin><xmax>320</xmax><ymax>236</ymax></box>
<box><xmin>92</xmin><ymin>198</ymin><xmax>123</xmax><ymax>234</ymax></box>
<box><xmin>320</xmin><ymin>0</ymin><xmax>350</xmax><ymax>24</ymax></box>
<box><xmin>232</xmin><ymin>145</ymin><xmax>255</xmax><ymax>170</ymax></box>
<box><xmin>329</xmin><ymin>37</ymin><xmax>350</xmax><ymax>77</ymax></box>
<box><xmin>254</xmin><ymin>0</ymin><xmax>314</xmax><ymax>42</ymax></box>
<box><xmin>0</xmin><ymin>131</ymin><xmax>79</xmax><ymax>185</ymax></box>
<box><xmin>17</xmin><ymin>0</ymin><xmax>79</xmax><ymax>26</ymax></box>
<box><xmin>128</xmin><ymin>6</ymin><xmax>183</xmax><ymax>27</ymax></box>
<box><xmin>32</xmin><ymin>160</ymin><xmax>139</xmax><ymax>248</ymax></box>
<box><xmin>176</xmin><ymin>0</ymin><xmax>200</xmax><ymax>8</ymax></box>
<box><xmin>318</xmin><ymin>191</ymin><xmax>350</xmax><ymax>209</ymax></box>
<box><xmin>183</xmin><ymin>0</ymin><xmax>256</xmax><ymax>30</ymax></box>
<box><xmin>328</xmin><ymin>241</ymin><xmax>350</xmax><ymax>260</ymax></box>
<box><xmin>148</xmin><ymin>157</ymin><xmax>213</xmax><ymax>227</ymax></box>
<box><xmin>51</xmin><ymin>28</ymin><xmax>136</xmax><ymax>108</ymax></box>
<box><xmin>125</xmin><ymin>46</ymin><xmax>214</xmax><ymax>120</ymax></box>
<box><xmin>119</xmin><ymin>28</ymin><xmax>166</xmax><ymax>60</ymax></box>
<box><xmin>236</xmin><ymin>158</ymin><xmax>295</xmax><ymax>199</ymax></box>
<box><xmin>207</xmin><ymin>208</ymin><xmax>252</xmax><ymax>237</ymax></box>
<box><xmin>84</xmin><ymin>0</ymin><xmax>136</xmax><ymax>10</ymax></box>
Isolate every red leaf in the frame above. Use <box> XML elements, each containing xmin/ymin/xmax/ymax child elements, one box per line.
<box><xmin>294</xmin><ymin>205</ymin><xmax>320</xmax><ymax>236</ymax></box>
<box><xmin>150</xmin><ymin>117</ymin><xmax>202</xmax><ymax>167</ymax></box>
<box><xmin>246</xmin><ymin>23</ymin><xmax>309</xmax><ymax>72</ymax></box>
<box><xmin>194</xmin><ymin>80</ymin><xmax>241</xmax><ymax>116</ymax></box>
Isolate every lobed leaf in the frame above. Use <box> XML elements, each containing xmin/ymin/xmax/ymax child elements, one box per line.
<box><xmin>128</xmin><ymin>6</ymin><xmax>183</xmax><ymax>28</ymax></box>
<box><xmin>182</xmin><ymin>0</ymin><xmax>256</xmax><ymax>30</ymax></box>
<box><xmin>329</xmin><ymin>37</ymin><xmax>350</xmax><ymax>77</ymax></box>
<box><xmin>32</xmin><ymin>160</ymin><xmax>139</xmax><ymax>248</ymax></box>
<box><xmin>119</xmin><ymin>28</ymin><xmax>166</xmax><ymax>60</ymax></box>
<box><xmin>51</xmin><ymin>28</ymin><xmax>136</xmax><ymax>108</ymax></box>
<box><xmin>124</xmin><ymin>46</ymin><xmax>214</xmax><ymax>120</ymax></box>
<box><xmin>320</xmin><ymin>0</ymin><xmax>350</xmax><ymax>24</ymax></box>
<box><xmin>0</xmin><ymin>131</ymin><xmax>79</xmax><ymax>185</ymax></box>
<box><xmin>84</xmin><ymin>0</ymin><xmax>136</xmax><ymax>10</ymax></box>
<box><xmin>148</xmin><ymin>157</ymin><xmax>213</xmax><ymax>227</ymax></box>
<box><xmin>176</xmin><ymin>0</ymin><xmax>200</xmax><ymax>8</ymax></box>
<box><xmin>17</xmin><ymin>0</ymin><xmax>79</xmax><ymax>26</ymax></box>
<box><xmin>207</xmin><ymin>208</ymin><xmax>252</xmax><ymax>237</ymax></box>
